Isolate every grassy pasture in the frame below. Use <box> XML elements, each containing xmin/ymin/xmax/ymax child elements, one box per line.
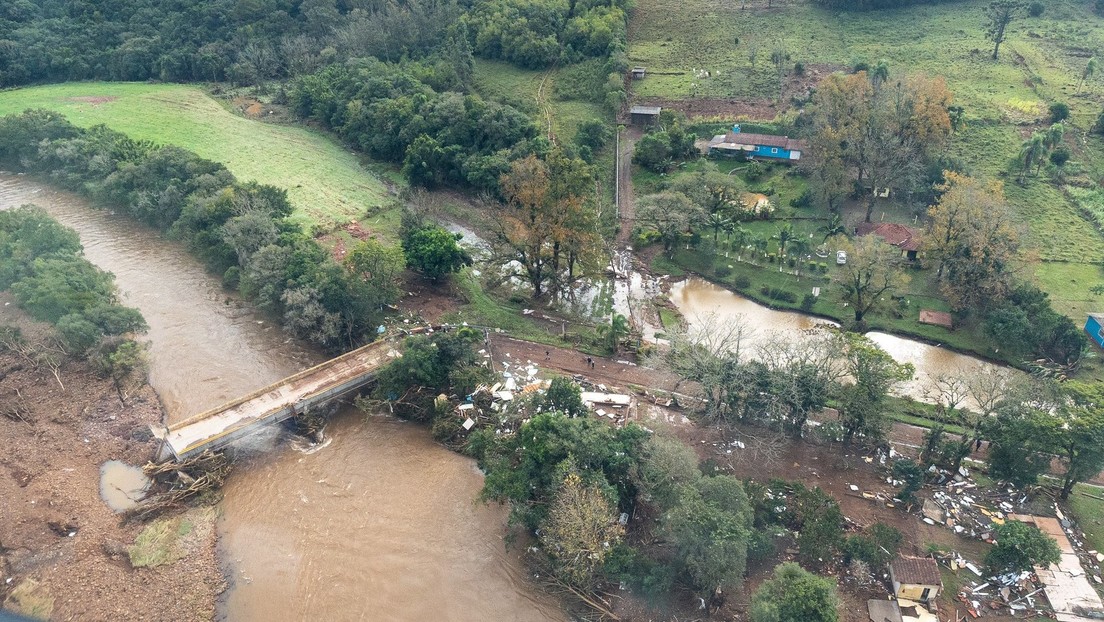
<box><xmin>0</xmin><ymin>82</ymin><xmax>393</xmax><ymax>234</ymax></box>
<box><xmin>473</xmin><ymin>60</ymin><xmax>608</xmax><ymax>144</ymax></box>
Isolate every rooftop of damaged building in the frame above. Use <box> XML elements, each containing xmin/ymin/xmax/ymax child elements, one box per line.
<box><xmin>890</xmin><ymin>557</ymin><xmax>943</xmax><ymax>586</ymax></box>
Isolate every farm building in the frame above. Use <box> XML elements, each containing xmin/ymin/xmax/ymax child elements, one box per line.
<box><xmin>1086</xmin><ymin>313</ymin><xmax>1104</xmax><ymax>348</ymax></box>
<box><xmin>631</xmin><ymin>66</ymin><xmax>646</xmax><ymax>79</ymax></box>
<box><xmin>856</xmin><ymin>222</ymin><xmax>921</xmax><ymax>260</ymax></box>
<box><xmin>889</xmin><ymin>557</ymin><xmax>942</xmax><ymax>603</ymax></box>
<box><xmin>629</xmin><ymin>105</ymin><xmax>661</xmax><ymax>126</ymax></box>
<box><xmin>707</xmin><ymin>125</ymin><xmax>806</xmax><ymax>161</ymax></box>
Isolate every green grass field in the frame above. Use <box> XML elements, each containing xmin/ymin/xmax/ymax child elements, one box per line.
<box><xmin>473</xmin><ymin>60</ymin><xmax>608</xmax><ymax>144</ymax></box>
<box><xmin>0</xmin><ymin>82</ymin><xmax>393</xmax><ymax>234</ymax></box>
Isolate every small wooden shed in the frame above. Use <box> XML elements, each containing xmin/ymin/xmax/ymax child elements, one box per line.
<box><xmin>630</xmin><ymin>105</ymin><xmax>661</xmax><ymax>126</ymax></box>
<box><xmin>631</xmin><ymin>66</ymin><xmax>647</xmax><ymax>80</ymax></box>
<box><xmin>889</xmin><ymin>557</ymin><xmax>942</xmax><ymax>603</ymax></box>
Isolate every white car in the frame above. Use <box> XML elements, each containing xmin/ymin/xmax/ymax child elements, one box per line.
<box><xmin>836</xmin><ymin>250</ymin><xmax>847</xmax><ymax>265</ymax></box>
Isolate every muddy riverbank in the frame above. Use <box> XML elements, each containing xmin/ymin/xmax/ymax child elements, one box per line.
<box><xmin>0</xmin><ymin>305</ymin><xmax>223</xmax><ymax>622</ymax></box>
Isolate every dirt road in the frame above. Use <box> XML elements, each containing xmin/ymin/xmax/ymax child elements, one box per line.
<box><xmin>616</xmin><ymin>128</ymin><xmax>641</xmax><ymax>246</ymax></box>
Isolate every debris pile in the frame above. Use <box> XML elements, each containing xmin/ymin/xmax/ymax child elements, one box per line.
<box><xmin>447</xmin><ymin>353</ymin><xmax>635</xmax><ymax>439</ymax></box>
<box><xmin>925</xmin><ymin>550</ymin><xmax>1048</xmax><ymax>619</ymax></box>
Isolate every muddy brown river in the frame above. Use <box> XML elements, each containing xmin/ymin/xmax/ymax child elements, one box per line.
<box><xmin>0</xmin><ymin>175</ymin><xmax>564</xmax><ymax>621</ymax></box>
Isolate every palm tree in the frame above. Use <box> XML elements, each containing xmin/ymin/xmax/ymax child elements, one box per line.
<box><xmin>731</xmin><ymin>226</ymin><xmax>750</xmax><ymax>258</ymax></box>
<box><xmin>818</xmin><ymin>213</ymin><xmax>846</xmax><ymax>242</ymax></box>
<box><xmin>706</xmin><ymin>212</ymin><xmax>733</xmax><ymax>245</ymax></box>
<box><xmin>870</xmin><ymin>59</ymin><xmax>890</xmax><ymax>89</ymax></box>
<box><xmin>773</xmin><ymin>223</ymin><xmax>795</xmax><ymax>263</ymax></box>
<box><xmin>789</xmin><ymin>237</ymin><xmax>811</xmax><ymax>272</ymax></box>
<box><xmin>598</xmin><ymin>313</ymin><xmax>630</xmax><ymax>354</ymax></box>
<box><xmin>1078</xmin><ymin>57</ymin><xmax>1098</xmax><ymax>93</ymax></box>
<box><xmin>1018</xmin><ymin>132</ymin><xmax>1046</xmax><ymax>183</ymax></box>
<box><xmin>752</xmin><ymin>235</ymin><xmax>769</xmax><ymax>259</ymax></box>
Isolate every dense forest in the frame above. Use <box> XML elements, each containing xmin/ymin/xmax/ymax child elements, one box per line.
<box><xmin>0</xmin><ymin>0</ymin><xmax>628</xmax><ymax>87</ymax></box>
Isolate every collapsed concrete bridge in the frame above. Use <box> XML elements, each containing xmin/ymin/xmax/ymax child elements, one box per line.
<box><xmin>151</xmin><ymin>337</ymin><xmax>405</xmax><ymax>461</ymax></box>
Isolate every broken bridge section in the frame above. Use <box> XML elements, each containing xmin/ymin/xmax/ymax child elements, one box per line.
<box><xmin>151</xmin><ymin>338</ymin><xmax>403</xmax><ymax>461</ymax></box>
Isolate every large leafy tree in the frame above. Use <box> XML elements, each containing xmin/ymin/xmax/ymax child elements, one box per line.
<box><xmin>750</xmin><ymin>562</ymin><xmax>839</xmax><ymax>622</ymax></box>
<box><xmin>495</xmin><ymin>151</ymin><xmax>603</xmax><ymax>298</ymax></box>
<box><xmin>478</xmin><ymin>412</ymin><xmax>649</xmax><ymax>529</ymax></box>
<box><xmin>401</xmin><ymin>224</ymin><xmax>471</xmax><ymax>282</ymax></box>
<box><xmin>985</xmin><ymin>381</ymin><xmax>1104</xmax><ymax>498</ymax></box>
<box><xmin>635</xmin><ymin>192</ymin><xmax>705</xmax><ymax>256</ymax></box>
<box><xmin>832</xmin><ymin>236</ymin><xmax>911</xmax><ymax>324</ymax></box>
<box><xmin>664</xmin><ymin>475</ymin><xmax>754</xmax><ymax>599</ymax></box>
<box><xmin>540</xmin><ymin>465</ymin><xmax>625</xmax><ymax>590</ymax></box>
<box><xmin>805</xmin><ymin>72</ymin><xmax>951</xmax><ymax>222</ymax></box>
<box><xmin>985</xmin><ymin>521</ymin><xmax>1060</xmax><ymax>574</ymax></box>
<box><xmin>837</xmin><ymin>333</ymin><xmax>914</xmax><ymax>445</ymax></box>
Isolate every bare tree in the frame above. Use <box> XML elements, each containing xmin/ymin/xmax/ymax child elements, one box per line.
<box><xmin>650</xmin><ymin>313</ymin><xmax>754</xmax><ymax>422</ymax></box>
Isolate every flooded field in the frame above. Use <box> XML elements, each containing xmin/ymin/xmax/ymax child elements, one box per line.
<box><xmin>670</xmin><ymin>276</ymin><xmax>1021</xmax><ymax>403</ymax></box>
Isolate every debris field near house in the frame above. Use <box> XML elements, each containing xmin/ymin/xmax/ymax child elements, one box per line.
<box><xmin>430</xmin><ymin>324</ymin><xmax>1104</xmax><ymax>622</ymax></box>
<box><xmin>448</xmin><ymin>347</ymin><xmax>637</xmax><ymax>436</ymax></box>
<box><xmin>1010</xmin><ymin>514</ymin><xmax>1104</xmax><ymax>622</ymax></box>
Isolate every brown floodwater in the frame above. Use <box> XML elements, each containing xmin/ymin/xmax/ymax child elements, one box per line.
<box><xmin>99</xmin><ymin>460</ymin><xmax>152</xmax><ymax>512</ymax></box>
<box><xmin>670</xmin><ymin>276</ymin><xmax>1021</xmax><ymax>404</ymax></box>
<box><xmin>0</xmin><ymin>174</ymin><xmax>565</xmax><ymax>621</ymax></box>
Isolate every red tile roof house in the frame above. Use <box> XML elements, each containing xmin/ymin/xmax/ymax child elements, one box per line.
<box><xmin>856</xmin><ymin>222</ymin><xmax>921</xmax><ymax>261</ymax></box>
<box><xmin>889</xmin><ymin>557</ymin><xmax>943</xmax><ymax>603</ymax></box>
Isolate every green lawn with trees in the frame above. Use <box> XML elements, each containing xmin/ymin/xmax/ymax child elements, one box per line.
<box><xmin>0</xmin><ymin>83</ymin><xmax>391</xmax><ymax>233</ymax></box>
<box><xmin>627</xmin><ymin>0</ymin><xmax>1104</xmax><ymax>373</ymax></box>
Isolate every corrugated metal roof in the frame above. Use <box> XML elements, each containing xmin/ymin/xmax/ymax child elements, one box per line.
<box><xmin>723</xmin><ymin>131</ymin><xmax>806</xmax><ymax>151</ymax></box>
<box><xmin>630</xmin><ymin>105</ymin><xmax>661</xmax><ymax>115</ymax></box>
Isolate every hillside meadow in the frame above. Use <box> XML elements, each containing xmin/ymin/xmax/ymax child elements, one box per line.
<box><xmin>628</xmin><ymin>0</ymin><xmax>1104</xmax><ymax>321</ymax></box>
<box><xmin>0</xmin><ymin>82</ymin><xmax>393</xmax><ymax>234</ymax></box>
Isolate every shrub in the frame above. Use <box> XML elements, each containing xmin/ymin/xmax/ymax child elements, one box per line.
<box><xmin>734</xmin><ymin>276</ymin><xmax>751</xmax><ymax>290</ymax></box>
<box><xmin>750</xmin><ymin>562</ymin><xmax>839</xmax><ymax>622</ymax></box>
<box><xmin>222</xmin><ymin>266</ymin><xmax>241</xmax><ymax>289</ymax></box>
<box><xmin>794</xmin><ymin>61</ymin><xmax>806</xmax><ymax>75</ymax></box>
<box><xmin>844</xmin><ymin>523</ymin><xmax>902</xmax><ymax>568</ymax></box>
<box><xmin>746</xmin><ymin>161</ymin><xmax>765</xmax><ymax>181</ymax></box>
<box><xmin>818</xmin><ymin>262</ymin><xmax>829</xmax><ymax>273</ymax></box>
<box><xmin>1049</xmin><ymin>102</ymin><xmax>1070</xmax><ymax>122</ymax></box>
<box><xmin>715</xmin><ymin>265</ymin><xmax>733</xmax><ymax>278</ymax></box>
<box><xmin>807</xmin><ymin>260</ymin><xmax>819</xmax><ymax>273</ymax></box>
<box><xmin>1050</xmin><ymin>145</ymin><xmax>1070</xmax><ymax>166</ymax></box>
<box><xmin>801</xmin><ymin>293</ymin><xmax>817</xmax><ymax>311</ymax></box>
<box><xmin>892</xmin><ymin>459</ymin><xmax>925</xmax><ymax>503</ymax></box>
<box><xmin>759</xmin><ymin>287</ymin><xmax>798</xmax><ymax>303</ymax></box>
<box><xmin>1028</xmin><ymin>1</ymin><xmax>1044</xmax><ymax>16</ymax></box>
<box><xmin>791</xmin><ymin>189</ymin><xmax>814</xmax><ymax>209</ymax></box>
